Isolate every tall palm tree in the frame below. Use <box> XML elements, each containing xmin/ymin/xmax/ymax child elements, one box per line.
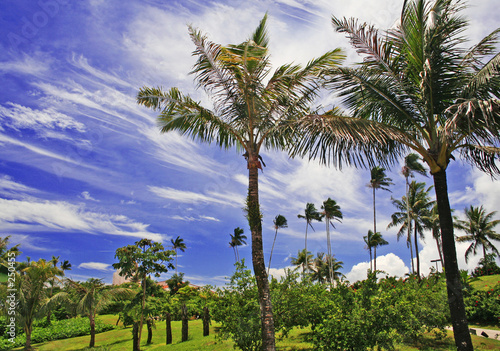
<box><xmin>388</xmin><ymin>181</ymin><xmax>434</xmax><ymax>277</ymax></box>
<box><xmin>321</xmin><ymin>198</ymin><xmax>343</xmax><ymax>283</ymax></box>
<box><xmin>311</xmin><ymin>252</ymin><xmax>344</xmax><ymax>284</ymax></box>
<box><xmin>297</xmin><ymin>203</ymin><xmax>323</xmax><ymax>275</ymax></box>
<box><xmin>229</xmin><ymin>227</ymin><xmax>247</xmax><ymax>262</ymax></box>
<box><xmin>137</xmin><ymin>16</ymin><xmax>343</xmax><ymax>348</ymax></box>
<box><xmin>170</xmin><ymin>236</ymin><xmax>187</xmax><ymax>274</ymax></box>
<box><xmin>455</xmin><ymin>206</ymin><xmax>500</xmax><ymax>262</ymax></box>
<box><xmin>229</xmin><ymin>237</ymin><xmax>238</xmax><ymax>263</ymax></box>
<box><xmin>67</xmin><ymin>278</ymin><xmax>133</xmax><ymax>348</ymax></box>
<box><xmin>268</xmin><ymin>215</ymin><xmax>288</xmax><ymax>277</ymax></box>
<box><xmin>422</xmin><ymin>203</ymin><xmax>445</xmax><ymax>265</ymax></box>
<box><xmin>295</xmin><ymin>1</ymin><xmax>500</xmax><ymax>348</ymax></box>
<box><xmin>368</xmin><ymin>166</ymin><xmax>393</xmax><ymax>240</ymax></box>
<box><xmin>364</xmin><ymin>230</ymin><xmax>389</xmax><ymax>272</ymax></box>
<box><xmin>402</xmin><ymin>153</ymin><xmax>427</xmax><ymax>272</ymax></box>
<box><xmin>290</xmin><ymin>248</ymin><xmax>313</xmax><ymax>276</ymax></box>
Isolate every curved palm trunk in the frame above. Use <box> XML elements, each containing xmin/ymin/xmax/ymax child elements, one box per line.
<box><xmin>433</xmin><ymin>170</ymin><xmax>473</xmax><ymax>351</ymax></box>
<box><xmin>372</xmin><ymin>187</ymin><xmax>376</xmax><ymax>271</ymax></box>
<box><xmin>414</xmin><ymin>226</ymin><xmax>421</xmax><ymax>279</ymax></box>
<box><xmin>268</xmin><ymin>228</ymin><xmax>279</xmax><ymax>277</ymax></box>
<box><xmin>304</xmin><ymin>225</ymin><xmax>309</xmax><ymax>276</ymax></box>
<box><xmin>248</xmin><ymin>165</ymin><xmax>276</xmax><ymax>351</ymax></box>
<box><xmin>326</xmin><ymin>222</ymin><xmax>333</xmax><ymax>283</ymax></box>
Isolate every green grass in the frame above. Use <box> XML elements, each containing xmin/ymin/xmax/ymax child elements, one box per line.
<box><xmin>13</xmin><ymin>318</ymin><xmax>500</xmax><ymax>351</ymax></box>
<box><xmin>470</xmin><ymin>274</ymin><xmax>500</xmax><ymax>291</ymax></box>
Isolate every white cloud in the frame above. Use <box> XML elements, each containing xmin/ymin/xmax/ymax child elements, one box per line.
<box><xmin>169</xmin><ymin>215</ymin><xmax>220</xmax><ymax>222</ymax></box>
<box><xmin>0</xmin><ymin>102</ymin><xmax>86</xmax><ymax>135</ymax></box>
<box><xmin>80</xmin><ymin>191</ymin><xmax>99</xmax><ymax>202</ymax></box>
<box><xmin>149</xmin><ymin>185</ymin><xmax>243</xmax><ymax>207</ymax></box>
<box><xmin>0</xmin><ymin>175</ymin><xmax>38</xmax><ymax>197</ymax></box>
<box><xmin>0</xmin><ymin>198</ymin><xmax>165</xmax><ymax>241</ymax></box>
<box><xmin>345</xmin><ymin>253</ymin><xmax>409</xmax><ymax>283</ymax></box>
<box><xmin>78</xmin><ymin>262</ymin><xmax>112</xmax><ymax>271</ymax></box>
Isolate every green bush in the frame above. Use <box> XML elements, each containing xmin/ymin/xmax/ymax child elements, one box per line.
<box><xmin>465</xmin><ymin>282</ymin><xmax>500</xmax><ymax>325</ymax></box>
<box><xmin>0</xmin><ymin>317</ymin><xmax>115</xmax><ymax>351</ymax></box>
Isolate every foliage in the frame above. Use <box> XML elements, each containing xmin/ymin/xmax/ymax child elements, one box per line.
<box><xmin>0</xmin><ymin>316</ymin><xmax>115</xmax><ymax>351</ymax></box>
<box><xmin>472</xmin><ymin>254</ymin><xmax>500</xmax><ymax>277</ymax></box>
<box><xmin>310</xmin><ymin>273</ymin><xmax>449</xmax><ymax>350</ymax></box>
<box><xmin>464</xmin><ymin>280</ymin><xmax>500</xmax><ymax>325</ymax></box>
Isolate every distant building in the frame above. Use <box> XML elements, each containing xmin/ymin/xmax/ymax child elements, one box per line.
<box><xmin>112</xmin><ymin>269</ymin><xmax>132</xmax><ymax>285</ymax></box>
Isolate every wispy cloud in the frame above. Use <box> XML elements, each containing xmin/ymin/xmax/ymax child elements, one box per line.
<box><xmin>149</xmin><ymin>185</ymin><xmax>243</xmax><ymax>207</ymax></box>
<box><xmin>0</xmin><ymin>198</ymin><xmax>165</xmax><ymax>241</ymax></box>
<box><xmin>78</xmin><ymin>262</ymin><xmax>112</xmax><ymax>271</ymax></box>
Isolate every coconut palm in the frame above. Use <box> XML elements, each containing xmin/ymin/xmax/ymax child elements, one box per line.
<box><xmin>321</xmin><ymin>198</ymin><xmax>343</xmax><ymax>283</ymax></box>
<box><xmin>455</xmin><ymin>206</ymin><xmax>500</xmax><ymax>262</ymax></box>
<box><xmin>137</xmin><ymin>16</ymin><xmax>343</xmax><ymax>348</ymax></box>
<box><xmin>229</xmin><ymin>237</ymin><xmax>238</xmax><ymax>263</ymax></box>
<box><xmin>364</xmin><ymin>230</ymin><xmax>389</xmax><ymax>272</ymax></box>
<box><xmin>422</xmin><ymin>203</ymin><xmax>445</xmax><ymax>265</ymax></box>
<box><xmin>170</xmin><ymin>236</ymin><xmax>187</xmax><ymax>274</ymax></box>
<box><xmin>368</xmin><ymin>166</ymin><xmax>393</xmax><ymax>243</ymax></box>
<box><xmin>295</xmin><ymin>0</ymin><xmax>500</xmax><ymax>348</ymax></box>
<box><xmin>388</xmin><ymin>181</ymin><xmax>434</xmax><ymax>277</ymax></box>
<box><xmin>291</xmin><ymin>248</ymin><xmax>313</xmax><ymax>276</ymax></box>
<box><xmin>229</xmin><ymin>227</ymin><xmax>247</xmax><ymax>262</ymax></box>
<box><xmin>297</xmin><ymin>203</ymin><xmax>323</xmax><ymax>275</ymax></box>
<box><xmin>402</xmin><ymin>153</ymin><xmax>427</xmax><ymax>272</ymax></box>
<box><xmin>67</xmin><ymin>278</ymin><xmax>133</xmax><ymax>348</ymax></box>
<box><xmin>268</xmin><ymin>215</ymin><xmax>288</xmax><ymax>276</ymax></box>
<box><xmin>0</xmin><ymin>236</ymin><xmax>20</xmax><ymax>267</ymax></box>
<box><xmin>311</xmin><ymin>252</ymin><xmax>344</xmax><ymax>283</ymax></box>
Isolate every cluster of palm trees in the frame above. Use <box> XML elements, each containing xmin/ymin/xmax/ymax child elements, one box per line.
<box><xmin>291</xmin><ymin>249</ymin><xmax>344</xmax><ymax>283</ymax></box>
<box><xmin>137</xmin><ymin>0</ymin><xmax>500</xmax><ymax>349</ymax></box>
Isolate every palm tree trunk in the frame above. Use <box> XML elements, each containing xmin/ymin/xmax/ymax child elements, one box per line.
<box><xmin>268</xmin><ymin>228</ymin><xmax>279</xmax><ymax>277</ymax></box>
<box><xmin>435</xmin><ymin>233</ymin><xmax>444</xmax><ymax>267</ymax></box>
<box><xmin>414</xmin><ymin>226</ymin><xmax>420</xmax><ymax>279</ymax></box>
<box><xmin>304</xmin><ymin>225</ymin><xmax>308</xmax><ymax>276</ymax></box>
<box><xmin>374</xmin><ymin>245</ymin><xmax>377</xmax><ymax>271</ymax></box>
<box><xmin>175</xmin><ymin>249</ymin><xmax>178</xmax><ymax>274</ymax></box>
<box><xmin>326</xmin><ymin>221</ymin><xmax>333</xmax><ymax>283</ymax></box>
<box><xmin>372</xmin><ymin>187</ymin><xmax>376</xmax><ymax>272</ymax></box>
<box><xmin>433</xmin><ymin>169</ymin><xmax>473</xmax><ymax>351</ymax></box>
<box><xmin>406</xmin><ymin>178</ymin><xmax>415</xmax><ymax>274</ymax></box>
<box><xmin>24</xmin><ymin>324</ymin><xmax>33</xmax><ymax>351</ymax></box>
<box><xmin>409</xmin><ymin>236</ymin><xmax>415</xmax><ymax>274</ymax></box>
<box><xmin>89</xmin><ymin>314</ymin><xmax>96</xmax><ymax>348</ymax></box>
<box><xmin>248</xmin><ymin>165</ymin><xmax>276</xmax><ymax>351</ymax></box>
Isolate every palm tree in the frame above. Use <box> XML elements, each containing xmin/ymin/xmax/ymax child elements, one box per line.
<box><xmin>368</xmin><ymin>167</ymin><xmax>393</xmax><ymax>243</ymax></box>
<box><xmin>229</xmin><ymin>227</ymin><xmax>247</xmax><ymax>262</ymax></box>
<box><xmin>422</xmin><ymin>204</ymin><xmax>445</xmax><ymax>265</ymax></box>
<box><xmin>311</xmin><ymin>252</ymin><xmax>344</xmax><ymax>284</ymax></box>
<box><xmin>388</xmin><ymin>181</ymin><xmax>434</xmax><ymax>277</ymax></box>
<box><xmin>137</xmin><ymin>15</ymin><xmax>343</xmax><ymax>349</ymax></box>
<box><xmin>268</xmin><ymin>215</ymin><xmax>288</xmax><ymax>276</ymax></box>
<box><xmin>295</xmin><ymin>1</ymin><xmax>500</xmax><ymax>348</ymax></box>
<box><xmin>16</xmin><ymin>259</ymin><xmax>62</xmax><ymax>350</ymax></box>
<box><xmin>401</xmin><ymin>153</ymin><xmax>427</xmax><ymax>272</ymax></box>
<box><xmin>455</xmin><ymin>206</ymin><xmax>500</xmax><ymax>262</ymax></box>
<box><xmin>67</xmin><ymin>278</ymin><xmax>133</xmax><ymax>348</ymax></box>
<box><xmin>229</xmin><ymin>237</ymin><xmax>238</xmax><ymax>263</ymax></box>
<box><xmin>290</xmin><ymin>248</ymin><xmax>313</xmax><ymax>276</ymax></box>
<box><xmin>321</xmin><ymin>198</ymin><xmax>343</xmax><ymax>283</ymax></box>
<box><xmin>0</xmin><ymin>236</ymin><xmax>20</xmax><ymax>267</ymax></box>
<box><xmin>170</xmin><ymin>236</ymin><xmax>187</xmax><ymax>274</ymax></box>
<box><xmin>297</xmin><ymin>203</ymin><xmax>323</xmax><ymax>275</ymax></box>
<box><xmin>364</xmin><ymin>230</ymin><xmax>389</xmax><ymax>272</ymax></box>
<box><xmin>46</xmin><ymin>255</ymin><xmax>66</xmax><ymax>323</ymax></box>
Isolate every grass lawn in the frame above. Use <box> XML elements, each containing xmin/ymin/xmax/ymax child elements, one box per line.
<box><xmin>13</xmin><ymin>317</ymin><xmax>500</xmax><ymax>351</ymax></box>
<box><xmin>470</xmin><ymin>274</ymin><xmax>500</xmax><ymax>292</ymax></box>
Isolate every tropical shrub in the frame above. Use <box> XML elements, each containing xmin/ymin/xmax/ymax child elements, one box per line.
<box><xmin>464</xmin><ymin>282</ymin><xmax>500</xmax><ymax>325</ymax></box>
<box><xmin>0</xmin><ymin>316</ymin><xmax>115</xmax><ymax>351</ymax></box>
<box><xmin>471</xmin><ymin>254</ymin><xmax>500</xmax><ymax>277</ymax></box>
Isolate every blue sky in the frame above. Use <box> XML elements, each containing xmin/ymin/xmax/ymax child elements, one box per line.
<box><xmin>1</xmin><ymin>0</ymin><xmax>499</xmax><ymax>285</ymax></box>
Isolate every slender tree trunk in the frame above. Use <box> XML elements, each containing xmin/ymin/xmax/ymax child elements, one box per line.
<box><xmin>372</xmin><ymin>187</ymin><xmax>376</xmax><ymax>272</ymax></box>
<box><xmin>435</xmin><ymin>233</ymin><xmax>444</xmax><ymax>268</ymax></box>
<box><xmin>406</xmin><ymin>178</ymin><xmax>415</xmax><ymax>274</ymax></box>
<box><xmin>304</xmin><ymin>225</ymin><xmax>309</xmax><ymax>276</ymax></box>
<box><xmin>147</xmin><ymin>319</ymin><xmax>153</xmax><ymax>344</ymax></box>
<box><xmin>268</xmin><ymin>228</ymin><xmax>279</xmax><ymax>277</ymax></box>
<box><xmin>433</xmin><ymin>170</ymin><xmax>473</xmax><ymax>351</ymax></box>
<box><xmin>374</xmin><ymin>246</ymin><xmax>377</xmax><ymax>271</ymax></box>
<box><xmin>248</xmin><ymin>164</ymin><xmax>276</xmax><ymax>351</ymax></box>
<box><xmin>203</xmin><ymin>306</ymin><xmax>210</xmax><ymax>337</ymax></box>
<box><xmin>181</xmin><ymin>304</ymin><xmax>188</xmax><ymax>342</ymax></box>
<box><xmin>409</xmin><ymin>235</ymin><xmax>415</xmax><ymax>274</ymax></box>
<box><xmin>89</xmin><ymin>314</ymin><xmax>96</xmax><ymax>348</ymax></box>
<box><xmin>175</xmin><ymin>250</ymin><xmax>178</xmax><ymax>274</ymax></box>
<box><xmin>138</xmin><ymin>276</ymin><xmax>147</xmax><ymax>351</ymax></box>
<box><xmin>24</xmin><ymin>324</ymin><xmax>33</xmax><ymax>351</ymax></box>
<box><xmin>326</xmin><ymin>220</ymin><xmax>333</xmax><ymax>283</ymax></box>
<box><xmin>133</xmin><ymin>322</ymin><xmax>140</xmax><ymax>351</ymax></box>
<box><xmin>414</xmin><ymin>226</ymin><xmax>421</xmax><ymax>279</ymax></box>
<box><xmin>165</xmin><ymin>312</ymin><xmax>172</xmax><ymax>344</ymax></box>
